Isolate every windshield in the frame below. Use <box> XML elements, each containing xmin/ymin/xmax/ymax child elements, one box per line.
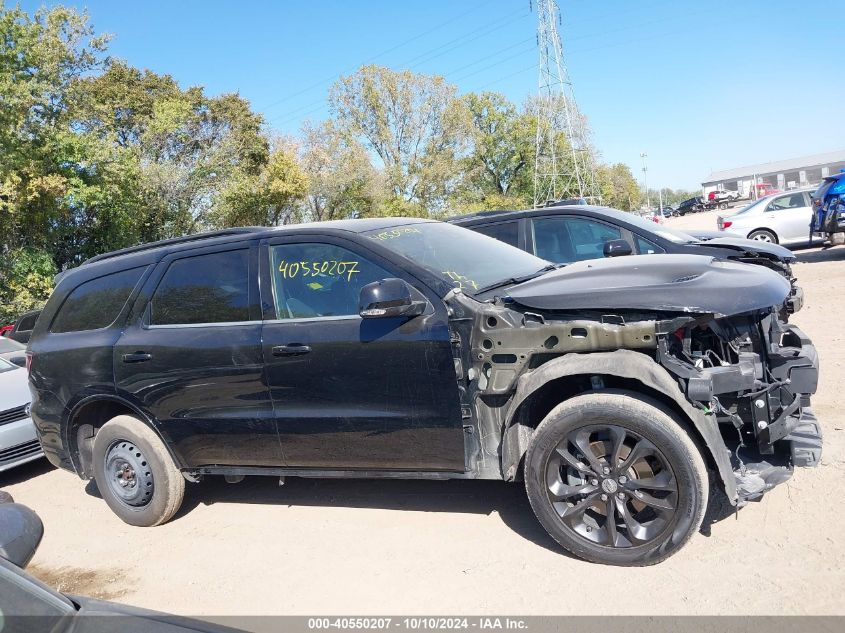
<box><xmin>0</xmin><ymin>338</ymin><xmax>25</xmax><ymax>353</ymax></box>
<box><xmin>619</xmin><ymin>212</ymin><xmax>697</xmax><ymax>244</ymax></box>
<box><xmin>363</xmin><ymin>222</ymin><xmax>549</xmax><ymax>293</ymax></box>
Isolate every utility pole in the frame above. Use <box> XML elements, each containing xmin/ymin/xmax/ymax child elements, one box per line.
<box><xmin>532</xmin><ymin>0</ymin><xmax>599</xmax><ymax>207</ymax></box>
<box><xmin>640</xmin><ymin>152</ymin><xmax>649</xmax><ymax>211</ymax></box>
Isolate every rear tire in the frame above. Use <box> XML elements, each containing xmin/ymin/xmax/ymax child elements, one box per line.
<box><xmin>524</xmin><ymin>392</ymin><xmax>708</xmax><ymax>566</ymax></box>
<box><xmin>92</xmin><ymin>415</ymin><xmax>185</xmax><ymax>527</ymax></box>
<box><xmin>748</xmin><ymin>229</ymin><xmax>777</xmax><ymax>243</ymax></box>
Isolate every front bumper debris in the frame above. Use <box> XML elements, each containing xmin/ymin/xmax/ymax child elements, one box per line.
<box><xmin>786</xmin><ymin>286</ymin><xmax>804</xmax><ymax>314</ymax></box>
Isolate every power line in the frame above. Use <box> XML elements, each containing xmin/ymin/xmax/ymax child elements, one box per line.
<box><xmin>258</xmin><ymin>0</ymin><xmax>516</xmax><ymax>114</ymax></box>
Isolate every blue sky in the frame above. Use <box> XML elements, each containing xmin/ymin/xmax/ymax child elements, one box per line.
<box><xmin>20</xmin><ymin>0</ymin><xmax>845</xmax><ymax>189</ymax></box>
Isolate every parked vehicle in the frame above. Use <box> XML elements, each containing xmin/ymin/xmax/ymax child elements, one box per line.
<box><xmin>675</xmin><ymin>196</ymin><xmax>706</xmax><ymax>215</ymax></box>
<box><xmin>0</xmin><ymin>324</ymin><xmax>13</xmax><ymax>337</ymax></box>
<box><xmin>28</xmin><ymin>220</ymin><xmax>820</xmax><ymax>565</ymax></box>
<box><xmin>810</xmin><ymin>171</ymin><xmax>845</xmax><ymax>246</ymax></box>
<box><xmin>718</xmin><ymin>189</ymin><xmax>818</xmax><ymax>246</ymax></box>
<box><xmin>0</xmin><ymin>357</ymin><xmax>41</xmax><ymax>473</ymax></box>
<box><xmin>0</xmin><ymin>496</ymin><xmax>243</xmax><ymax>632</ymax></box>
<box><xmin>755</xmin><ymin>183</ymin><xmax>779</xmax><ymax>198</ymax></box>
<box><xmin>5</xmin><ymin>309</ymin><xmax>41</xmax><ymax>344</ymax></box>
<box><xmin>0</xmin><ymin>337</ymin><xmax>27</xmax><ymax>367</ymax></box>
<box><xmin>449</xmin><ymin>205</ymin><xmax>803</xmax><ymax>317</ymax></box>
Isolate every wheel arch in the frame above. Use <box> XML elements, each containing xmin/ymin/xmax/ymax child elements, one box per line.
<box><xmin>500</xmin><ymin>350</ymin><xmax>737</xmax><ymax>503</ymax></box>
<box><xmin>65</xmin><ymin>395</ymin><xmax>186</xmax><ymax>479</ymax></box>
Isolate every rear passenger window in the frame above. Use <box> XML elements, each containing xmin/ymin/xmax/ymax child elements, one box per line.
<box><xmin>51</xmin><ymin>267</ymin><xmax>146</xmax><ymax>333</ymax></box>
<box><xmin>151</xmin><ymin>250</ymin><xmax>250</xmax><ymax>325</ymax></box>
<box><xmin>473</xmin><ymin>221</ymin><xmax>519</xmax><ymax>247</ymax></box>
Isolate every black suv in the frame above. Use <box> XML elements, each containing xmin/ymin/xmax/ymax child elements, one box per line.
<box><xmin>28</xmin><ymin>219</ymin><xmax>821</xmax><ymax>565</ymax></box>
<box><xmin>448</xmin><ymin>205</ymin><xmax>803</xmax><ymax>317</ymax></box>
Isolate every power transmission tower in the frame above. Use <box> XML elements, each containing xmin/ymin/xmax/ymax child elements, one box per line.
<box><xmin>532</xmin><ymin>0</ymin><xmax>599</xmax><ymax>207</ymax></box>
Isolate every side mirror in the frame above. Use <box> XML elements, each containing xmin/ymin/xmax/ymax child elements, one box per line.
<box><xmin>0</xmin><ymin>502</ymin><xmax>44</xmax><ymax>569</ymax></box>
<box><xmin>603</xmin><ymin>239</ymin><xmax>633</xmax><ymax>257</ymax></box>
<box><xmin>359</xmin><ymin>278</ymin><xmax>426</xmax><ymax>319</ymax></box>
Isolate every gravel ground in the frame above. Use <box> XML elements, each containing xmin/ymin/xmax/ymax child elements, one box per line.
<box><xmin>3</xmin><ymin>212</ymin><xmax>844</xmax><ymax>616</ymax></box>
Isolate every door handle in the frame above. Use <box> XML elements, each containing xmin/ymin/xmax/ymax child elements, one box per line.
<box><xmin>272</xmin><ymin>344</ymin><xmax>312</xmax><ymax>357</ymax></box>
<box><xmin>122</xmin><ymin>352</ymin><xmax>152</xmax><ymax>363</ymax></box>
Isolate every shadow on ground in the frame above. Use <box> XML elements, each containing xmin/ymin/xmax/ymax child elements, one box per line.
<box><xmin>86</xmin><ymin>473</ymin><xmax>736</xmax><ymax>555</ymax></box>
<box><xmin>793</xmin><ymin>245</ymin><xmax>845</xmax><ymax>264</ymax></box>
<box><xmin>0</xmin><ymin>457</ymin><xmax>53</xmax><ymax>488</ymax></box>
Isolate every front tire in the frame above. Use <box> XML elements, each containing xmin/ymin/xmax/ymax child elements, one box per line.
<box><xmin>92</xmin><ymin>415</ymin><xmax>185</xmax><ymax>527</ymax></box>
<box><xmin>524</xmin><ymin>392</ymin><xmax>708</xmax><ymax>566</ymax></box>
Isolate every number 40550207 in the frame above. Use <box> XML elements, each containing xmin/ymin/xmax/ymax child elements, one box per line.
<box><xmin>278</xmin><ymin>260</ymin><xmax>361</xmax><ymax>282</ymax></box>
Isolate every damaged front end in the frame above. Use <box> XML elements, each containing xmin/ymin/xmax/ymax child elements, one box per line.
<box><xmin>656</xmin><ymin>312</ymin><xmax>821</xmax><ymax>503</ymax></box>
<box><xmin>446</xmin><ymin>254</ymin><xmax>821</xmax><ymax>506</ymax></box>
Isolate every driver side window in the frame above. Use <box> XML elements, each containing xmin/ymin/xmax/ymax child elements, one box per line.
<box><xmin>269</xmin><ymin>243</ymin><xmax>391</xmax><ymax>319</ymax></box>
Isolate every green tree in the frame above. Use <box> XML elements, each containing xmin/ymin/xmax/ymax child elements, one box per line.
<box><xmin>454</xmin><ymin>92</ymin><xmax>535</xmax><ymax>209</ymax></box>
<box><xmin>596</xmin><ymin>163</ymin><xmax>644</xmax><ymax>211</ymax></box>
<box><xmin>0</xmin><ymin>4</ymin><xmax>109</xmax><ymax>266</ymax></box>
<box><xmin>299</xmin><ymin>121</ymin><xmax>381</xmax><ymax>221</ymax></box>
<box><xmin>217</xmin><ymin>142</ymin><xmax>309</xmax><ymax>227</ymax></box>
<box><xmin>328</xmin><ymin>65</ymin><xmax>466</xmax><ymax>214</ymax></box>
<box><xmin>0</xmin><ymin>248</ymin><xmax>57</xmax><ymax>323</ymax></box>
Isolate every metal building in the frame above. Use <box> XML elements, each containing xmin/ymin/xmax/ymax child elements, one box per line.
<box><xmin>702</xmin><ymin>150</ymin><xmax>845</xmax><ymax>199</ymax></box>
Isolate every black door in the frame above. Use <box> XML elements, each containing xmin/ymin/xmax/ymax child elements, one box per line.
<box><xmin>114</xmin><ymin>244</ymin><xmax>281</xmax><ymax>468</ymax></box>
<box><xmin>259</xmin><ymin>236</ymin><xmax>465</xmax><ymax>471</ymax></box>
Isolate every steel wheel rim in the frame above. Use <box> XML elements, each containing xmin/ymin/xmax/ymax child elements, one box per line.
<box><xmin>544</xmin><ymin>424</ymin><xmax>679</xmax><ymax>549</ymax></box>
<box><xmin>104</xmin><ymin>440</ymin><xmax>154</xmax><ymax>507</ymax></box>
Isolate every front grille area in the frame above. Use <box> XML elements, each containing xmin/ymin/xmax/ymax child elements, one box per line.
<box><xmin>0</xmin><ymin>439</ymin><xmax>41</xmax><ymax>466</ymax></box>
<box><xmin>0</xmin><ymin>404</ymin><xmax>29</xmax><ymax>427</ymax></box>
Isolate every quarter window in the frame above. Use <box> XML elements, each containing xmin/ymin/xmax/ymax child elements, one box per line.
<box><xmin>269</xmin><ymin>243</ymin><xmax>391</xmax><ymax>319</ymax></box>
<box><xmin>150</xmin><ymin>250</ymin><xmax>250</xmax><ymax>325</ymax></box>
<box><xmin>51</xmin><ymin>267</ymin><xmax>146</xmax><ymax>333</ymax></box>
<box><xmin>531</xmin><ymin>217</ymin><xmax>622</xmax><ymax>263</ymax></box>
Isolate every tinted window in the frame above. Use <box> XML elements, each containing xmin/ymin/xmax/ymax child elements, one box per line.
<box><xmin>151</xmin><ymin>250</ymin><xmax>250</xmax><ymax>325</ymax></box>
<box><xmin>51</xmin><ymin>268</ymin><xmax>145</xmax><ymax>333</ymax></box>
<box><xmin>635</xmin><ymin>235</ymin><xmax>665</xmax><ymax>254</ymax></box>
<box><xmin>16</xmin><ymin>313</ymin><xmax>38</xmax><ymax>331</ymax></box>
<box><xmin>473</xmin><ymin>221</ymin><xmax>519</xmax><ymax>247</ymax></box>
<box><xmin>269</xmin><ymin>243</ymin><xmax>391</xmax><ymax>319</ymax></box>
<box><xmin>531</xmin><ymin>217</ymin><xmax>622</xmax><ymax>263</ymax></box>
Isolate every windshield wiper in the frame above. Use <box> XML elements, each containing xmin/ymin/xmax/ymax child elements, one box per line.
<box><xmin>473</xmin><ymin>264</ymin><xmax>559</xmax><ymax>295</ymax></box>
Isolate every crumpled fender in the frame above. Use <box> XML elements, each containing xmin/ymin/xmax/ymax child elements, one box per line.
<box><xmin>501</xmin><ymin>349</ymin><xmax>737</xmax><ymax>503</ymax></box>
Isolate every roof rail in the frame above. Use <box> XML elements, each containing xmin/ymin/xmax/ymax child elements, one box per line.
<box><xmin>82</xmin><ymin>227</ymin><xmax>263</xmax><ymax>266</ymax></box>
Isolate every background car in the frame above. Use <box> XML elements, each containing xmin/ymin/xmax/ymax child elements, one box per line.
<box><xmin>717</xmin><ymin>188</ymin><xmax>818</xmax><ymax>245</ymax></box>
<box><xmin>675</xmin><ymin>196</ymin><xmax>705</xmax><ymax>215</ymax></box>
<box><xmin>449</xmin><ymin>204</ymin><xmax>803</xmax><ymax>317</ymax></box>
<box><xmin>4</xmin><ymin>309</ymin><xmax>40</xmax><ymax>344</ymax></box>
<box><xmin>0</xmin><ymin>357</ymin><xmax>41</xmax><ymax>472</ymax></box>
<box><xmin>0</xmin><ymin>337</ymin><xmax>26</xmax><ymax>367</ymax></box>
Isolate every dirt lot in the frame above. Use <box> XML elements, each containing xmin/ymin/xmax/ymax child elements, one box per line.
<box><xmin>3</xmin><ymin>211</ymin><xmax>845</xmax><ymax>616</ymax></box>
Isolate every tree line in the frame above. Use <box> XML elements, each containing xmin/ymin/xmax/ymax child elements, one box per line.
<box><xmin>0</xmin><ymin>5</ymin><xmax>693</xmax><ymax>322</ymax></box>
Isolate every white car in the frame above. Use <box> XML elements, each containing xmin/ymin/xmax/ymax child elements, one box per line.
<box><xmin>717</xmin><ymin>189</ymin><xmax>818</xmax><ymax>245</ymax></box>
<box><xmin>0</xmin><ymin>358</ymin><xmax>42</xmax><ymax>473</ymax></box>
